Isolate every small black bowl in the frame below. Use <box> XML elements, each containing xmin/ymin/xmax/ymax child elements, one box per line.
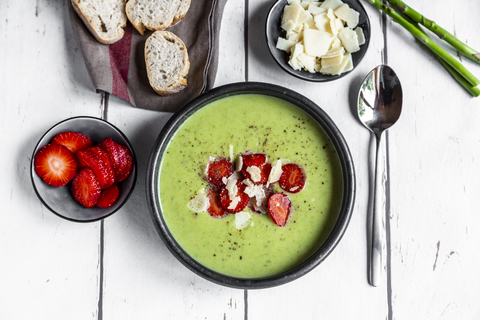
<box><xmin>146</xmin><ymin>82</ymin><xmax>355</xmax><ymax>289</ymax></box>
<box><xmin>266</xmin><ymin>0</ymin><xmax>371</xmax><ymax>82</ymax></box>
<box><xmin>31</xmin><ymin>116</ymin><xmax>137</xmax><ymax>223</ymax></box>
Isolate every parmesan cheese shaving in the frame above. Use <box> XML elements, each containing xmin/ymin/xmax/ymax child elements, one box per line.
<box><xmin>226</xmin><ymin>176</ymin><xmax>238</xmax><ymax>200</ymax></box>
<box><xmin>235</xmin><ymin>155</ymin><xmax>243</xmax><ymax>172</ymax></box>
<box><xmin>187</xmin><ymin>189</ymin><xmax>208</xmax><ymax>212</ymax></box>
<box><xmin>246</xmin><ymin>166</ymin><xmax>262</xmax><ymax>183</ymax></box>
<box><xmin>235</xmin><ymin>211</ymin><xmax>251</xmax><ymax>230</ymax></box>
<box><xmin>224</xmin><ymin>173</ymin><xmax>241</xmax><ymax>210</ymax></box>
<box><xmin>334</xmin><ymin>3</ymin><xmax>359</xmax><ymax>28</ymax></box>
<box><xmin>229</xmin><ymin>197</ymin><xmax>240</xmax><ymax>210</ymax></box>
<box><xmin>267</xmin><ymin>160</ymin><xmax>283</xmax><ymax>186</ymax></box>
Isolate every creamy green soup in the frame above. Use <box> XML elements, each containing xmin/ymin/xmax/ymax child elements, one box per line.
<box><xmin>159</xmin><ymin>94</ymin><xmax>343</xmax><ymax>279</ymax></box>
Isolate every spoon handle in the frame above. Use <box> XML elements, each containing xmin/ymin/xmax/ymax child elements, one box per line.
<box><xmin>370</xmin><ymin>133</ymin><xmax>383</xmax><ymax>287</ymax></box>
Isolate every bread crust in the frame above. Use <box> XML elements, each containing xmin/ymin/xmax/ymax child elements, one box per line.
<box><xmin>145</xmin><ymin>31</ymin><xmax>190</xmax><ymax>96</ymax></box>
<box><xmin>125</xmin><ymin>0</ymin><xmax>147</xmax><ymax>35</ymax></box>
<box><xmin>71</xmin><ymin>0</ymin><xmax>126</xmax><ymax>44</ymax></box>
<box><xmin>171</xmin><ymin>0</ymin><xmax>191</xmax><ymax>26</ymax></box>
<box><xmin>126</xmin><ymin>0</ymin><xmax>190</xmax><ymax>35</ymax></box>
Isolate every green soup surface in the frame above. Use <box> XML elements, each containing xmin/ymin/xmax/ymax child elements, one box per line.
<box><xmin>159</xmin><ymin>94</ymin><xmax>343</xmax><ymax>278</ymax></box>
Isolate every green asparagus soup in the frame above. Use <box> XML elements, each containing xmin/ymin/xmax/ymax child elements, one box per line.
<box><xmin>159</xmin><ymin>94</ymin><xmax>343</xmax><ymax>278</ymax></box>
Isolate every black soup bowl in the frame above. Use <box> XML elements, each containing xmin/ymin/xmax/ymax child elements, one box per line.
<box><xmin>146</xmin><ymin>82</ymin><xmax>355</xmax><ymax>289</ymax></box>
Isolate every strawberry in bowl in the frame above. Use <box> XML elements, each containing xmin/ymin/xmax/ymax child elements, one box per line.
<box><xmin>30</xmin><ymin>117</ymin><xmax>136</xmax><ymax>222</ymax></box>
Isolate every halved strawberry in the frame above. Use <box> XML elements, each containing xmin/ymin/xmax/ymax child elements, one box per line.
<box><xmin>258</xmin><ymin>162</ymin><xmax>272</xmax><ymax>184</ymax></box>
<box><xmin>99</xmin><ymin>138</ymin><xmax>121</xmax><ymax>175</ymax></box>
<box><xmin>219</xmin><ymin>181</ymin><xmax>249</xmax><ymax>213</ymax></box>
<box><xmin>34</xmin><ymin>143</ymin><xmax>77</xmax><ymax>187</ymax></box>
<box><xmin>52</xmin><ymin>131</ymin><xmax>92</xmax><ymax>153</ymax></box>
<box><xmin>241</xmin><ymin>153</ymin><xmax>267</xmax><ymax>168</ymax></box>
<box><xmin>206</xmin><ymin>157</ymin><xmax>233</xmax><ymax>186</ymax></box>
<box><xmin>268</xmin><ymin>193</ymin><xmax>291</xmax><ymax>227</ymax></box>
<box><xmin>98</xmin><ymin>138</ymin><xmax>134</xmax><ymax>182</ymax></box>
<box><xmin>278</xmin><ymin>163</ymin><xmax>306</xmax><ymax>193</ymax></box>
<box><xmin>240</xmin><ymin>153</ymin><xmax>271</xmax><ymax>184</ymax></box>
<box><xmin>89</xmin><ymin>146</ymin><xmax>116</xmax><ymax>185</ymax></box>
<box><xmin>206</xmin><ymin>187</ymin><xmax>227</xmax><ymax>218</ymax></box>
<box><xmin>75</xmin><ymin>148</ymin><xmax>115</xmax><ymax>189</ymax></box>
<box><xmin>97</xmin><ymin>183</ymin><xmax>119</xmax><ymax>208</ymax></box>
<box><xmin>116</xmin><ymin>145</ymin><xmax>134</xmax><ymax>182</ymax></box>
<box><xmin>72</xmin><ymin>167</ymin><xmax>102</xmax><ymax>208</ymax></box>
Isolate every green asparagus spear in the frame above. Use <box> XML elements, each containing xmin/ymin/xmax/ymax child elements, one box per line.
<box><xmin>389</xmin><ymin>0</ymin><xmax>480</xmax><ymax>64</ymax></box>
<box><xmin>365</xmin><ymin>0</ymin><xmax>480</xmax><ymax>87</ymax></box>
<box><xmin>405</xmin><ymin>17</ymin><xmax>480</xmax><ymax>97</ymax></box>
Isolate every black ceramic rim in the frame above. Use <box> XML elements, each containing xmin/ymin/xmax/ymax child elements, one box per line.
<box><xmin>30</xmin><ymin>116</ymin><xmax>138</xmax><ymax>223</ymax></box>
<box><xmin>265</xmin><ymin>0</ymin><xmax>371</xmax><ymax>82</ymax></box>
<box><xmin>146</xmin><ymin>82</ymin><xmax>356</xmax><ymax>289</ymax></box>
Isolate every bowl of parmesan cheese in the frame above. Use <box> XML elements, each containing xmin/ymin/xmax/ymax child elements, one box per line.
<box><xmin>266</xmin><ymin>0</ymin><xmax>370</xmax><ymax>81</ymax></box>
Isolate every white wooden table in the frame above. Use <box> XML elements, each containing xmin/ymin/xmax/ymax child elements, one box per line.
<box><xmin>1</xmin><ymin>0</ymin><xmax>479</xmax><ymax>319</ymax></box>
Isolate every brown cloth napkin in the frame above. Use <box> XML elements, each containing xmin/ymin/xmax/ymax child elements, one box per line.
<box><xmin>69</xmin><ymin>0</ymin><xmax>228</xmax><ymax>112</ymax></box>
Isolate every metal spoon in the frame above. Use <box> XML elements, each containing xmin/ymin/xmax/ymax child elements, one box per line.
<box><xmin>357</xmin><ymin>65</ymin><xmax>402</xmax><ymax>287</ymax></box>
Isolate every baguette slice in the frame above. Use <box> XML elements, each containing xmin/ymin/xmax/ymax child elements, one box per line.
<box><xmin>126</xmin><ymin>0</ymin><xmax>191</xmax><ymax>35</ymax></box>
<box><xmin>145</xmin><ymin>31</ymin><xmax>190</xmax><ymax>96</ymax></box>
<box><xmin>71</xmin><ymin>0</ymin><xmax>127</xmax><ymax>44</ymax></box>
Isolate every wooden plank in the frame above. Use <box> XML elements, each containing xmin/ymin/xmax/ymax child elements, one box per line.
<box><xmin>100</xmin><ymin>3</ymin><xmax>248</xmax><ymax>316</ymax></box>
<box><xmin>215</xmin><ymin>0</ymin><xmax>247</xmax><ymax>86</ymax></box>
<box><xmin>101</xmin><ymin>95</ymin><xmax>245</xmax><ymax>319</ymax></box>
<box><xmin>100</xmin><ymin>3</ymin><xmax>247</xmax><ymax>318</ymax></box>
<box><xmin>384</xmin><ymin>0</ymin><xmax>480</xmax><ymax>318</ymax></box>
<box><xmin>247</xmin><ymin>0</ymin><xmax>389</xmax><ymax>318</ymax></box>
<box><xmin>0</xmin><ymin>0</ymin><xmax>103</xmax><ymax>319</ymax></box>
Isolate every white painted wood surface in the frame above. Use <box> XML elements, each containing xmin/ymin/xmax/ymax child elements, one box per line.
<box><xmin>1</xmin><ymin>0</ymin><xmax>479</xmax><ymax>319</ymax></box>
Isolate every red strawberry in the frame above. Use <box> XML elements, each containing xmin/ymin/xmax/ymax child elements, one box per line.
<box><xmin>258</xmin><ymin>162</ymin><xmax>272</xmax><ymax>184</ymax></box>
<box><xmin>205</xmin><ymin>157</ymin><xmax>233</xmax><ymax>186</ymax></box>
<box><xmin>116</xmin><ymin>145</ymin><xmax>134</xmax><ymax>182</ymax></box>
<box><xmin>52</xmin><ymin>131</ymin><xmax>92</xmax><ymax>153</ymax></box>
<box><xmin>241</xmin><ymin>153</ymin><xmax>267</xmax><ymax>168</ymax></box>
<box><xmin>219</xmin><ymin>181</ymin><xmax>249</xmax><ymax>213</ymax></box>
<box><xmin>75</xmin><ymin>148</ymin><xmax>115</xmax><ymax>189</ymax></box>
<box><xmin>206</xmin><ymin>187</ymin><xmax>227</xmax><ymax>218</ymax></box>
<box><xmin>89</xmin><ymin>146</ymin><xmax>116</xmax><ymax>184</ymax></box>
<box><xmin>240</xmin><ymin>153</ymin><xmax>271</xmax><ymax>184</ymax></box>
<box><xmin>99</xmin><ymin>138</ymin><xmax>121</xmax><ymax>176</ymax></box>
<box><xmin>34</xmin><ymin>143</ymin><xmax>77</xmax><ymax>187</ymax></box>
<box><xmin>72</xmin><ymin>167</ymin><xmax>102</xmax><ymax>208</ymax></box>
<box><xmin>268</xmin><ymin>193</ymin><xmax>291</xmax><ymax>227</ymax></box>
<box><xmin>99</xmin><ymin>138</ymin><xmax>134</xmax><ymax>182</ymax></box>
<box><xmin>97</xmin><ymin>183</ymin><xmax>120</xmax><ymax>208</ymax></box>
<box><xmin>278</xmin><ymin>163</ymin><xmax>306</xmax><ymax>193</ymax></box>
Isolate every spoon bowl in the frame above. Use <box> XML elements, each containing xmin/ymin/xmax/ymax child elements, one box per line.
<box><xmin>358</xmin><ymin>65</ymin><xmax>403</xmax><ymax>136</ymax></box>
<box><xmin>357</xmin><ymin>65</ymin><xmax>402</xmax><ymax>286</ymax></box>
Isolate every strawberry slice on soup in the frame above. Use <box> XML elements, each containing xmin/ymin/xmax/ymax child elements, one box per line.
<box><xmin>219</xmin><ymin>180</ymin><xmax>249</xmax><ymax>213</ymax></box>
<box><xmin>205</xmin><ymin>157</ymin><xmax>233</xmax><ymax>186</ymax></box>
<box><xmin>278</xmin><ymin>163</ymin><xmax>306</xmax><ymax>193</ymax></box>
<box><xmin>268</xmin><ymin>193</ymin><xmax>292</xmax><ymax>227</ymax></box>
<box><xmin>206</xmin><ymin>187</ymin><xmax>227</xmax><ymax>218</ymax></box>
<box><xmin>240</xmin><ymin>153</ymin><xmax>271</xmax><ymax>184</ymax></box>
